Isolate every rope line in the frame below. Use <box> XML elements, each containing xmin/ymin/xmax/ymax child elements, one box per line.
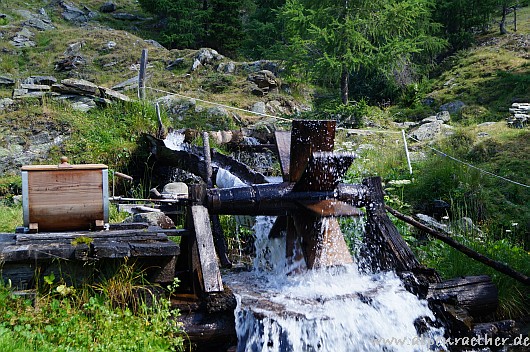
<box><xmin>146</xmin><ymin>86</ymin><xmax>292</xmax><ymax>122</ymax></box>
<box><xmin>146</xmin><ymin>85</ymin><xmax>529</xmax><ymax>189</ymax></box>
<box><xmin>407</xmin><ymin>135</ymin><xmax>530</xmax><ymax>188</ymax></box>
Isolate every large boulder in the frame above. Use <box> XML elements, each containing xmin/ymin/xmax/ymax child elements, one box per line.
<box><xmin>248</xmin><ymin>70</ymin><xmax>278</xmax><ymax>96</ymax></box>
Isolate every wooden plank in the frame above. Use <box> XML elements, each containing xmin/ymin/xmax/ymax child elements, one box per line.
<box><xmin>289</xmin><ymin>120</ymin><xmax>335</xmax><ymax>183</ymax></box>
<box><xmin>191</xmin><ymin>205</ymin><xmax>223</xmax><ymax>292</ymax></box>
<box><xmin>16</xmin><ymin>229</ymin><xmax>188</xmax><ymax>243</ymax></box>
<box><xmin>274</xmin><ymin>131</ymin><xmax>291</xmax><ymax>181</ymax></box>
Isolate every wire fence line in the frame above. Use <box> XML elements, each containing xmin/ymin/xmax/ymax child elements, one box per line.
<box><xmin>145</xmin><ymin>85</ymin><xmax>529</xmax><ymax>189</ymax></box>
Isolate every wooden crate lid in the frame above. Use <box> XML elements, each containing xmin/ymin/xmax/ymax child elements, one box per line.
<box><xmin>21</xmin><ymin>157</ymin><xmax>107</xmax><ymax>171</ymax></box>
<box><xmin>21</xmin><ymin>164</ymin><xmax>108</xmax><ymax>171</ymax></box>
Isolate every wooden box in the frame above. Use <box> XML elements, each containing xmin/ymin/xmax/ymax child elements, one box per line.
<box><xmin>21</xmin><ymin>163</ymin><xmax>109</xmax><ymax>232</ymax></box>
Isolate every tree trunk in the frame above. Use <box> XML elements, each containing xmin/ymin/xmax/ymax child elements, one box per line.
<box><xmin>500</xmin><ymin>4</ymin><xmax>508</xmax><ymax>35</ymax></box>
<box><xmin>340</xmin><ymin>68</ymin><xmax>349</xmax><ymax>104</ymax></box>
<box><xmin>513</xmin><ymin>6</ymin><xmax>517</xmax><ymax>32</ymax></box>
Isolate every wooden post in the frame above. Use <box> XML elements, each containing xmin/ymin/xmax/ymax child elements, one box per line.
<box><xmin>360</xmin><ymin>176</ymin><xmax>421</xmax><ymax>272</ymax></box>
<box><xmin>202</xmin><ymin>132</ymin><xmax>212</xmax><ymax>183</ymax></box>
<box><xmin>155</xmin><ymin>103</ymin><xmax>165</xmax><ymax>139</ymax></box>
<box><xmin>402</xmin><ymin>130</ymin><xmax>413</xmax><ymax>175</ymax></box>
<box><xmin>138</xmin><ymin>49</ymin><xmax>148</xmax><ymax>99</ymax></box>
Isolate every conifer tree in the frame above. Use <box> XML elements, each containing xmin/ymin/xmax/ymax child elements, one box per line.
<box><xmin>280</xmin><ymin>0</ymin><xmax>445</xmax><ymax>104</ymax></box>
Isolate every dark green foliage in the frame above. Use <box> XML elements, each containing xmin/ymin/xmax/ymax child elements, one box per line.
<box><xmin>138</xmin><ymin>0</ymin><xmax>251</xmax><ymax>55</ymax></box>
<box><xmin>240</xmin><ymin>0</ymin><xmax>286</xmax><ymax>59</ymax></box>
<box><xmin>433</xmin><ymin>0</ymin><xmax>521</xmax><ymax>50</ymax></box>
<box><xmin>279</xmin><ymin>0</ymin><xmax>446</xmax><ymax>103</ymax></box>
<box><xmin>138</xmin><ymin>0</ymin><xmax>207</xmax><ymax>49</ymax></box>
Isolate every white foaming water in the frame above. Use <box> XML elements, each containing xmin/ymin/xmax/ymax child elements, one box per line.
<box><xmin>163</xmin><ymin>130</ymin><xmax>186</xmax><ymax>151</ymax></box>
<box><xmin>225</xmin><ymin>216</ymin><xmax>447</xmax><ymax>352</ymax></box>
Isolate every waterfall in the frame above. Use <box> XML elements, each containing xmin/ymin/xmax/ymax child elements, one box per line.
<box><xmin>224</xmin><ymin>216</ymin><xmax>447</xmax><ymax>352</ymax></box>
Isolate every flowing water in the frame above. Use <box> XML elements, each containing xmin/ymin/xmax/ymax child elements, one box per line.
<box><xmin>224</xmin><ymin>217</ymin><xmax>447</xmax><ymax>352</ymax></box>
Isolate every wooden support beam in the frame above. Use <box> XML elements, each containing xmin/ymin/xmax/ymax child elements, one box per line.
<box><xmin>190</xmin><ymin>205</ymin><xmax>223</xmax><ymax>293</ymax></box>
<box><xmin>361</xmin><ymin>177</ymin><xmax>421</xmax><ymax>272</ymax></box>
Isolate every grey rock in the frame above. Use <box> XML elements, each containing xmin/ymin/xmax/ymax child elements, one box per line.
<box><xmin>68</xmin><ymin>96</ymin><xmax>97</xmax><ymax>112</ymax></box>
<box><xmin>191</xmin><ymin>59</ymin><xmax>202</xmax><ymax>72</ymax></box>
<box><xmin>248</xmin><ymin>70</ymin><xmax>278</xmax><ymax>96</ymax></box>
<box><xmin>166</xmin><ymin>58</ymin><xmax>185</xmax><ymax>70</ymax></box>
<box><xmin>145</xmin><ymin>39</ymin><xmax>165</xmax><ymax>49</ymax></box>
<box><xmin>106</xmin><ymin>41</ymin><xmax>117</xmax><ymax>49</ymax></box>
<box><xmin>20</xmin><ymin>84</ymin><xmax>50</xmax><ymax>91</ymax></box>
<box><xmin>206</xmin><ymin>106</ymin><xmax>229</xmax><ymax>119</ymax></box>
<box><xmin>436</xmin><ymin>110</ymin><xmax>451</xmax><ymax>122</ymax></box>
<box><xmin>112</xmin><ymin>13</ymin><xmax>143</xmax><ymax>21</ymax></box>
<box><xmin>0</xmin><ymin>98</ymin><xmax>14</xmax><ymax>111</ymax></box>
<box><xmin>0</xmin><ymin>76</ymin><xmax>15</xmax><ymax>86</ymax></box>
<box><xmin>195</xmin><ymin>48</ymin><xmax>223</xmax><ymax>66</ymax></box>
<box><xmin>99</xmin><ymin>87</ymin><xmax>131</xmax><ymax>102</ymax></box>
<box><xmin>112</xmin><ymin>75</ymin><xmax>139</xmax><ymax>91</ymax></box>
<box><xmin>439</xmin><ymin>100</ymin><xmax>466</xmax><ymax>115</ymax></box>
<box><xmin>123</xmin><ymin>212</ymin><xmax>175</xmax><ymax>229</ymax></box>
<box><xmin>416</xmin><ymin>213</ymin><xmax>451</xmax><ymax>233</ymax></box>
<box><xmin>64</xmin><ymin>41</ymin><xmax>83</xmax><ymax>56</ymax></box>
<box><xmin>100</xmin><ymin>2</ymin><xmax>117</xmax><ymax>13</ymax></box>
<box><xmin>217</xmin><ymin>61</ymin><xmax>236</xmax><ymax>74</ymax></box>
<box><xmin>24</xmin><ymin>16</ymin><xmax>55</xmax><ymax>31</ymax></box>
<box><xmin>60</xmin><ymin>1</ymin><xmax>89</xmax><ymax>23</ymax></box>
<box><xmin>54</xmin><ymin>55</ymin><xmax>86</xmax><ymax>71</ymax></box>
<box><xmin>477</xmin><ymin>132</ymin><xmax>489</xmax><ymax>138</ymax></box>
<box><xmin>251</xmin><ymin>102</ymin><xmax>266</xmax><ymax>115</ymax></box>
<box><xmin>61</xmin><ymin>78</ymin><xmax>99</xmax><ymax>95</ymax></box>
<box><xmin>13</xmin><ymin>89</ymin><xmax>49</xmax><ymax>99</ymax></box>
<box><xmin>22</xmin><ymin>76</ymin><xmax>57</xmax><ymax>85</ymax></box>
<box><xmin>477</xmin><ymin>122</ymin><xmax>496</xmax><ymax>127</ymax></box>
<box><xmin>409</xmin><ymin>121</ymin><xmax>442</xmax><ymax>141</ymax></box>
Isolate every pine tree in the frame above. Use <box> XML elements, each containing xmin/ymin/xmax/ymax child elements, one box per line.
<box><xmin>280</xmin><ymin>0</ymin><xmax>445</xmax><ymax>103</ymax></box>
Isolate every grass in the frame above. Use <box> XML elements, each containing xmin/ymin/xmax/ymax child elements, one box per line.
<box><xmin>0</xmin><ymin>263</ymin><xmax>185</xmax><ymax>351</ymax></box>
<box><xmin>413</xmin><ymin>226</ymin><xmax>530</xmax><ymax>319</ymax></box>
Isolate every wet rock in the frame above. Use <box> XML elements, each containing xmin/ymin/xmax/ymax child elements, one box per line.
<box><xmin>99</xmin><ymin>2</ymin><xmax>117</xmax><ymax>13</ymax></box>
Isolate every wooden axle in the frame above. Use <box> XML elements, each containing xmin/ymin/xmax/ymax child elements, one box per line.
<box><xmin>206</xmin><ymin>182</ymin><xmax>368</xmax><ymax>216</ymax></box>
